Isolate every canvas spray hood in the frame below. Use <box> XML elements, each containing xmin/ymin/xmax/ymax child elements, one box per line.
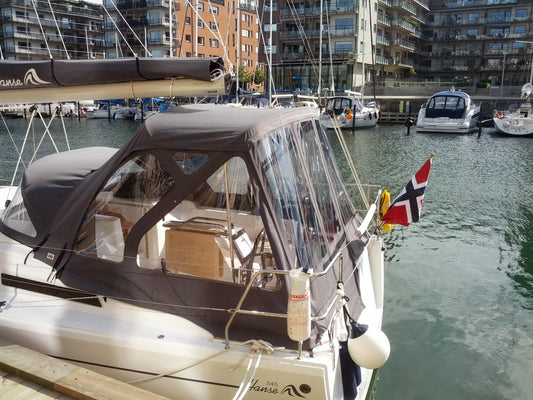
<box><xmin>0</xmin><ymin>106</ymin><xmax>366</xmax><ymax>349</ymax></box>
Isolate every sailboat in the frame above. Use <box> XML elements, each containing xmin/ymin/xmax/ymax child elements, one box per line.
<box><xmin>493</xmin><ymin>82</ymin><xmax>533</xmax><ymax>137</ymax></box>
<box><xmin>0</xmin><ymin>57</ymin><xmax>390</xmax><ymax>400</ymax></box>
<box><xmin>318</xmin><ymin>1</ymin><xmax>380</xmax><ymax>130</ymax></box>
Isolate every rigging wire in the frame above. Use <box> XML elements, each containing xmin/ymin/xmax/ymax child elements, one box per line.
<box><xmin>47</xmin><ymin>0</ymin><xmax>70</xmax><ymax>59</ymax></box>
<box><xmin>205</xmin><ymin>0</ymin><xmax>233</xmax><ymax>71</ymax></box>
<box><xmin>330</xmin><ymin>113</ymin><xmax>369</xmax><ymax>208</ymax></box>
<box><xmin>101</xmin><ymin>0</ymin><xmax>143</xmax><ymax>57</ymax></box>
<box><xmin>30</xmin><ymin>0</ymin><xmax>53</xmax><ymax>59</ymax></box>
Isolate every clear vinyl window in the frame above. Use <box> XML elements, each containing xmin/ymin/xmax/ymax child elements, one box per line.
<box><xmin>2</xmin><ymin>187</ymin><xmax>37</xmax><ymax>237</ymax></box>
<box><xmin>136</xmin><ymin>155</ymin><xmax>278</xmax><ymax>290</ymax></box>
<box><xmin>74</xmin><ymin>153</ymin><xmax>174</xmax><ymax>262</ymax></box>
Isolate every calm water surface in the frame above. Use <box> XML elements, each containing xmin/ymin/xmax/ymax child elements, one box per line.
<box><xmin>1</xmin><ymin>116</ymin><xmax>532</xmax><ymax>400</ymax></box>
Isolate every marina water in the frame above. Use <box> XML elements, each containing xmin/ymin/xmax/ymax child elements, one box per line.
<box><xmin>0</xmin><ymin>117</ymin><xmax>532</xmax><ymax>399</ymax></box>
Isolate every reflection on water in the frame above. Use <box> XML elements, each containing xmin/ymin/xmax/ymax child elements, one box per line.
<box><xmin>328</xmin><ymin>125</ymin><xmax>533</xmax><ymax>400</ymax></box>
<box><xmin>0</xmin><ymin>116</ymin><xmax>532</xmax><ymax>399</ymax></box>
<box><xmin>505</xmin><ymin>204</ymin><xmax>533</xmax><ymax>310</ymax></box>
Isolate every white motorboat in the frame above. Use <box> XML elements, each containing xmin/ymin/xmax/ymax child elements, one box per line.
<box><xmin>493</xmin><ymin>83</ymin><xmax>533</xmax><ymax>137</ymax></box>
<box><xmin>319</xmin><ymin>94</ymin><xmax>380</xmax><ymax>130</ymax></box>
<box><xmin>416</xmin><ymin>89</ymin><xmax>481</xmax><ymax>133</ymax></box>
<box><xmin>0</xmin><ymin>57</ymin><xmax>390</xmax><ymax>400</ymax></box>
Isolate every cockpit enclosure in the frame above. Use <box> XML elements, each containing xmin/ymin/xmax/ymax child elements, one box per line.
<box><xmin>325</xmin><ymin>96</ymin><xmax>363</xmax><ymax>115</ymax></box>
<box><xmin>1</xmin><ymin>105</ymin><xmax>366</xmax><ymax>348</ymax></box>
<box><xmin>424</xmin><ymin>92</ymin><xmax>469</xmax><ymax>119</ymax></box>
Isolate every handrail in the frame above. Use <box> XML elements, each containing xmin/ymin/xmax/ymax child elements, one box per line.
<box><xmin>224</xmin><ymin>249</ymin><xmax>344</xmax><ymax>349</ymax></box>
<box><xmin>224</xmin><ymin>202</ymin><xmax>379</xmax><ymax>350</ymax></box>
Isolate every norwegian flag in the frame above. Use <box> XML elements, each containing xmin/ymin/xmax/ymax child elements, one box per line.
<box><xmin>381</xmin><ymin>155</ymin><xmax>434</xmax><ymax>226</ymax></box>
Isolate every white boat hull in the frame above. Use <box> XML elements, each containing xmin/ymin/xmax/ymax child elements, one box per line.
<box><xmin>493</xmin><ymin>114</ymin><xmax>533</xmax><ymax>137</ymax></box>
<box><xmin>0</xmin><ymin>234</ymin><xmax>381</xmax><ymax>400</ymax></box>
<box><xmin>320</xmin><ymin>108</ymin><xmax>380</xmax><ymax>130</ymax></box>
<box><xmin>415</xmin><ymin>116</ymin><xmax>480</xmax><ymax>133</ymax></box>
<box><xmin>416</xmin><ymin>91</ymin><xmax>481</xmax><ymax>133</ymax></box>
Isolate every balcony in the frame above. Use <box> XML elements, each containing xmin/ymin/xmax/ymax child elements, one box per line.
<box><xmin>280</xmin><ymin>50</ymin><xmax>354</xmax><ymax>62</ymax></box>
<box><xmin>279</xmin><ymin>3</ymin><xmax>358</xmax><ymax>21</ymax></box>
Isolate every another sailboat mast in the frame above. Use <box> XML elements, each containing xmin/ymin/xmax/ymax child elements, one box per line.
<box><xmin>169</xmin><ymin>0</ymin><xmax>174</xmax><ymax>56</ymax></box>
<box><xmin>318</xmin><ymin>0</ymin><xmax>323</xmax><ymax>97</ymax></box>
<box><xmin>269</xmin><ymin>0</ymin><xmax>273</xmax><ymax>106</ymax></box>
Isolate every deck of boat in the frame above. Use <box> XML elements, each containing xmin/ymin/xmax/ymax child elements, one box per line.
<box><xmin>0</xmin><ymin>339</ymin><xmax>170</xmax><ymax>400</ymax></box>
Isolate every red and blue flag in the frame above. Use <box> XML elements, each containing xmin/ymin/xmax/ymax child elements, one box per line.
<box><xmin>381</xmin><ymin>154</ymin><xmax>434</xmax><ymax>226</ymax></box>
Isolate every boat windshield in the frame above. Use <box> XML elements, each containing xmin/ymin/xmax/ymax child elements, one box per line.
<box><xmin>258</xmin><ymin>119</ymin><xmax>352</xmax><ymax>272</ymax></box>
<box><xmin>74</xmin><ymin>153</ymin><xmax>174</xmax><ymax>263</ymax></box>
<box><xmin>426</xmin><ymin>95</ymin><xmax>466</xmax><ymax>118</ymax></box>
<box><xmin>2</xmin><ymin>187</ymin><xmax>37</xmax><ymax>237</ymax></box>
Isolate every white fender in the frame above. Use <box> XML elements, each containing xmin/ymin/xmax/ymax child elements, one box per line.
<box><xmin>368</xmin><ymin>235</ymin><xmax>385</xmax><ymax>309</ymax></box>
<box><xmin>347</xmin><ymin>322</ymin><xmax>390</xmax><ymax>369</ymax></box>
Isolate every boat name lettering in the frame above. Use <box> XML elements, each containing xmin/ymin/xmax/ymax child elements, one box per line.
<box><xmin>248</xmin><ymin>380</ymin><xmax>310</xmax><ymax>397</ymax></box>
<box><xmin>248</xmin><ymin>379</ymin><xmax>279</xmax><ymax>394</ymax></box>
<box><xmin>0</xmin><ymin>69</ymin><xmax>51</xmax><ymax>88</ymax></box>
<box><xmin>0</xmin><ymin>78</ymin><xmax>23</xmax><ymax>87</ymax></box>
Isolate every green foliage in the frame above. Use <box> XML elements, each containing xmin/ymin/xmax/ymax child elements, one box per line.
<box><xmin>237</xmin><ymin>66</ymin><xmax>266</xmax><ymax>86</ymax></box>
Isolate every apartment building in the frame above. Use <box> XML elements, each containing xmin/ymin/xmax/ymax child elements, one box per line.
<box><xmin>262</xmin><ymin>0</ymin><xmax>533</xmax><ymax>92</ymax></box>
<box><xmin>420</xmin><ymin>0</ymin><xmax>533</xmax><ymax>87</ymax></box>
<box><xmin>103</xmin><ymin>0</ymin><xmax>260</xmax><ymax>86</ymax></box>
<box><xmin>261</xmin><ymin>0</ymin><xmax>428</xmax><ymax>93</ymax></box>
<box><xmin>103</xmin><ymin>0</ymin><xmax>175</xmax><ymax>58</ymax></box>
<box><xmin>174</xmin><ymin>0</ymin><xmax>260</xmax><ymax>79</ymax></box>
<box><xmin>0</xmin><ymin>0</ymin><xmax>104</xmax><ymax>60</ymax></box>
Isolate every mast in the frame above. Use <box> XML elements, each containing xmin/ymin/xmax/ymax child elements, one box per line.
<box><xmin>169</xmin><ymin>0</ymin><xmax>174</xmax><ymax>57</ymax></box>
<box><xmin>236</xmin><ymin>1</ymin><xmax>240</xmax><ymax>104</ymax></box>
<box><xmin>318</xmin><ymin>0</ymin><xmax>322</xmax><ymax>98</ymax></box>
<box><xmin>269</xmin><ymin>0</ymin><xmax>273</xmax><ymax>106</ymax></box>
<box><xmin>369</xmin><ymin>0</ymin><xmax>377</xmax><ymax>104</ymax></box>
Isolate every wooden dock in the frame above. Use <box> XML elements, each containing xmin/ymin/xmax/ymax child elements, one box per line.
<box><xmin>0</xmin><ymin>340</ymin><xmax>171</xmax><ymax>400</ymax></box>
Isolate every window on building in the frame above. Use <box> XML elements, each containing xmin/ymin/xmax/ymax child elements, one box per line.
<box><xmin>198</xmin><ymin>20</ymin><xmax>204</xmax><ymax>28</ymax></box>
<box><xmin>264</xmin><ymin>23</ymin><xmax>277</xmax><ymax>33</ymax></box>
<box><xmin>198</xmin><ymin>36</ymin><xmax>205</xmax><ymax>45</ymax></box>
<box><xmin>150</xmin><ymin>30</ymin><xmax>161</xmax><ymax>44</ymax></box>
<box><xmin>334</xmin><ymin>41</ymin><xmax>353</xmax><ymax>52</ymax></box>
<box><xmin>335</xmin><ymin>18</ymin><xmax>353</xmax><ymax>34</ymax></box>
<box><xmin>185</xmin><ymin>34</ymin><xmax>191</xmax><ymax>42</ymax></box>
<box><xmin>264</xmin><ymin>44</ymin><xmax>277</xmax><ymax>55</ymax></box>
<box><xmin>514</xmin><ymin>25</ymin><xmax>526</xmax><ymax>34</ymax></box>
<box><xmin>210</xmin><ymin>38</ymin><xmax>219</xmax><ymax>48</ymax></box>
<box><xmin>148</xmin><ymin>12</ymin><xmax>161</xmax><ymax>25</ymax></box>
<box><xmin>210</xmin><ymin>5</ymin><xmax>219</xmax><ymax>14</ymax></box>
<box><xmin>466</xmin><ymin>28</ymin><xmax>478</xmax><ymax>37</ymax></box>
<box><xmin>515</xmin><ymin>9</ymin><xmax>528</xmax><ymax>18</ymax></box>
<box><xmin>210</xmin><ymin>22</ymin><xmax>218</xmax><ymax>30</ymax></box>
<box><xmin>185</xmin><ymin>17</ymin><xmax>190</xmax><ymax>25</ymax></box>
<box><xmin>105</xmin><ymin>33</ymin><xmax>116</xmax><ymax>46</ymax></box>
<box><xmin>491</xmin><ymin>11</ymin><xmax>510</xmax><ymax>22</ymax></box>
<box><xmin>197</xmin><ymin>2</ymin><xmax>204</xmax><ymax>11</ymax></box>
<box><xmin>264</xmin><ymin>1</ymin><xmax>277</xmax><ymax>11</ymax></box>
<box><xmin>490</xmin><ymin>27</ymin><xmax>509</xmax><ymax>37</ymax></box>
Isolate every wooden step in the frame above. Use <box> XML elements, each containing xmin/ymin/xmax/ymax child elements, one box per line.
<box><xmin>0</xmin><ymin>339</ymin><xmax>171</xmax><ymax>400</ymax></box>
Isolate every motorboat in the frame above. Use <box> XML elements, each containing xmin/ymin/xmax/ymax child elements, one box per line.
<box><xmin>0</xmin><ymin>57</ymin><xmax>389</xmax><ymax>400</ymax></box>
<box><xmin>493</xmin><ymin>83</ymin><xmax>533</xmax><ymax>137</ymax></box>
<box><xmin>319</xmin><ymin>94</ymin><xmax>380</xmax><ymax>130</ymax></box>
<box><xmin>416</xmin><ymin>89</ymin><xmax>481</xmax><ymax>133</ymax></box>
<box><xmin>86</xmin><ymin>101</ymin><xmax>123</xmax><ymax>119</ymax></box>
